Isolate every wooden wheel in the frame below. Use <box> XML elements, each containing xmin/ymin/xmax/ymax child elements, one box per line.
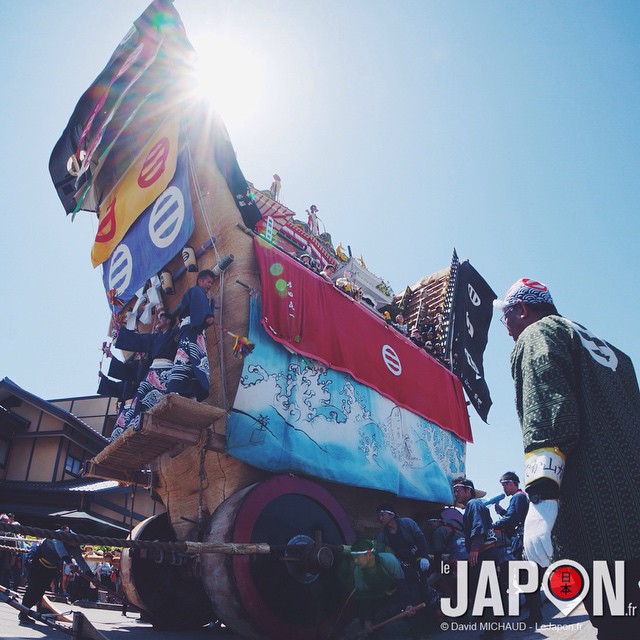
<box><xmin>119</xmin><ymin>513</ymin><xmax>212</xmax><ymax>629</ymax></box>
<box><xmin>202</xmin><ymin>475</ymin><xmax>355</xmax><ymax>640</ymax></box>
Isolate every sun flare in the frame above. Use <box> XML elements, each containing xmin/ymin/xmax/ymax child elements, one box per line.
<box><xmin>191</xmin><ymin>34</ymin><xmax>266</xmax><ymax>127</ymax></box>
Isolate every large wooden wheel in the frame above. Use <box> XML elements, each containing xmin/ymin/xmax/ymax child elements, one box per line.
<box><xmin>201</xmin><ymin>475</ymin><xmax>356</xmax><ymax>640</ymax></box>
<box><xmin>119</xmin><ymin>513</ymin><xmax>213</xmax><ymax>629</ymax></box>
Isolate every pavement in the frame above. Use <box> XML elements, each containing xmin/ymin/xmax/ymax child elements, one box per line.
<box><xmin>0</xmin><ymin>600</ymin><xmax>597</xmax><ymax>640</ymax></box>
<box><xmin>0</xmin><ymin>594</ymin><xmax>597</xmax><ymax>640</ymax></box>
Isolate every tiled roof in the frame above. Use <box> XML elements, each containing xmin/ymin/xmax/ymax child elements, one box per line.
<box><xmin>0</xmin><ymin>377</ymin><xmax>108</xmax><ymax>445</ymax></box>
<box><xmin>0</xmin><ymin>403</ymin><xmax>30</xmax><ymax>429</ymax></box>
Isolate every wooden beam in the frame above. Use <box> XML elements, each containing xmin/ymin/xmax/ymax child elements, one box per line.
<box><xmin>140</xmin><ymin>418</ymin><xmax>204</xmax><ymax>445</ymax></box>
<box><xmin>83</xmin><ymin>461</ymin><xmax>147</xmax><ymax>484</ymax></box>
<box><xmin>205</xmin><ymin>431</ymin><xmax>226</xmax><ymax>453</ymax></box>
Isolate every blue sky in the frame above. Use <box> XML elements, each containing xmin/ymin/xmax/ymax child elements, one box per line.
<box><xmin>0</xmin><ymin>0</ymin><xmax>638</xmax><ymax>503</ymax></box>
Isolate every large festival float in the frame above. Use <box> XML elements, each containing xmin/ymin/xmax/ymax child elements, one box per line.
<box><xmin>49</xmin><ymin>1</ymin><xmax>495</xmax><ymax>637</ymax></box>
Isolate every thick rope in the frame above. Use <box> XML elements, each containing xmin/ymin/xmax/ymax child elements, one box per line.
<box><xmin>0</xmin><ymin>522</ymin><xmax>266</xmax><ymax>554</ymax></box>
<box><xmin>187</xmin><ymin>142</ymin><xmax>220</xmax><ymax>265</ymax></box>
<box><xmin>186</xmin><ymin>142</ymin><xmax>232</xmax><ymax>533</ymax></box>
<box><xmin>186</xmin><ymin>141</ymin><xmax>230</xmax><ymax>411</ymax></box>
<box><xmin>0</xmin><ymin>522</ymin><xmax>345</xmax><ymax>557</ymax></box>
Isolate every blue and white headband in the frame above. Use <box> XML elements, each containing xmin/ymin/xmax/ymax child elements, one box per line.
<box><xmin>494</xmin><ymin>278</ymin><xmax>554</xmax><ymax>311</ymax></box>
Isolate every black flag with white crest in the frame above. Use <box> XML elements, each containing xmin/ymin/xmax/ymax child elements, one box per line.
<box><xmin>451</xmin><ymin>260</ymin><xmax>496</xmax><ymax>422</ymax></box>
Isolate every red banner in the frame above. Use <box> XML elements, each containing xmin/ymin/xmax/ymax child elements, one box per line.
<box><xmin>255</xmin><ymin>238</ymin><xmax>473</xmax><ymax>442</ymax></box>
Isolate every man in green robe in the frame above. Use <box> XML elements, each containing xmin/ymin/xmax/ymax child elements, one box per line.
<box><xmin>350</xmin><ymin>538</ymin><xmax>418</xmax><ymax>638</ymax></box>
<box><xmin>495</xmin><ymin>278</ymin><xmax>640</xmax><ymax>638</ymax></box>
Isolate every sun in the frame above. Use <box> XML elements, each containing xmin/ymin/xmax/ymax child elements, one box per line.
<box><xmin>190</xmin><ymin>34</ymin><xmax>266</xmax><ymax>127</ymax></box>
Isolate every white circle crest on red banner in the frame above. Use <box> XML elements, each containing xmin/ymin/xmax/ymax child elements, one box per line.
<box><xmin>382</xmin><ymin>345</ymin><xmax>402</xmax><ymax>376</ymax></box>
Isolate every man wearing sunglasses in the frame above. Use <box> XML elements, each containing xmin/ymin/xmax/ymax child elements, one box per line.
<box><xmin>495</xmin><ymin>278</ymin><xmax>640</xmax><ymax>638</ymax></box>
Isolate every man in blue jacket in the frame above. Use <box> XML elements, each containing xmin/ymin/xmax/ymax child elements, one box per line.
<box><xmin>19</xmin><ymin>528</ymin><xmax>93</xmax><ymax>624</ymax></box>
<box><xmin>167</xmin><ymin>269</ymin><xmax>216</xmax><ymax>401</ymax></box>
<box><xmin>492</xmin><ymin>471</ymin><xmax>542</xmax><ymax>627</ymax></box>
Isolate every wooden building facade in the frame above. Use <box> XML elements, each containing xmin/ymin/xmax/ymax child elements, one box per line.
<box><xmin>0</xmin><ymin>377</ymin><xmax>162</xmax><ymax>535</ymax></box>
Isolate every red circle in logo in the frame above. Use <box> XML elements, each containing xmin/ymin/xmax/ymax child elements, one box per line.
<box><xmin>547</xmin><ymin>564</ymin><xmax>585</xmax><ymax>601</ymax></box>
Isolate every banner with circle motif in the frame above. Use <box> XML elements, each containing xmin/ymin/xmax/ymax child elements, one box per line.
<box><xmin>254</xmin><ymin>237</ymin><xmax>473</xmax><ymax>442</ymax></box>
<box><xmin>101</xmin><ymin>146</ymin><xmax>193</xmax><ymax>310</ymax></box>
<box><xmin>91</xmin><ymin>115</ymin><xmax>179</xmax><ymax>267</ymax></box>
<box><xmin>226</xmin><ymin>295</ymin><xmax>467</xmax><ymax>502</ymax></box>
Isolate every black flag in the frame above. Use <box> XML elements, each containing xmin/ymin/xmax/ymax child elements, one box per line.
<box><xmin>49</xmin><ymin>0</ymin><xmax>195</xmax><ymax>215</ymax></box>
<box><xmin>209</xmin><ymin>108</ymin><xmax>263</xmax><ymax>230</ymax></box>
<box><xmin>451</xmin><ymin>260</ymin><xmax>496</xmax><ymax>422</ymax></box>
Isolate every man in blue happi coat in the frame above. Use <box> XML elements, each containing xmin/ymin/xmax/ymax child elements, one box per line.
<box><xmin>167</xmin><ymin>269</ymin><xmax>215</xmax><ymax>401</ymax></box>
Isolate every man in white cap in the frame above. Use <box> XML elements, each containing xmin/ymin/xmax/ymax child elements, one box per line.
<box><xmin>495</xmin><ymin>278</ymin><xmax>640</xmax><ymax>638</ymax></box>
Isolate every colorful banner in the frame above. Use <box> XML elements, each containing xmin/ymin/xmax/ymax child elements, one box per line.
<box><xmin>226</xmin><ymin>296</ymin><xmax>466</xmax><ymax>502</ymax></box>
<box><xmin>49</xmin><ymin>0</ymin><xmax>194</xmax><ymax>215</ymax></box>
<box><xmin>254</xmin><ymin>238</ymin><xmax>473</xmax><ymax>442</ymax></box>
<box><xmin>451</xmin><ymin>260</ymin><xmax>496</xmax><ymax>423</ymax></box>
<box><xmin>101</xmin><ymin>147</ymin><xmax>193</xmax><ymax>309</ymax></box>
<box><xmin>91</xmin><ymin>116</ymin><xmax>179</xmax><ymax>267</ymax></box>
